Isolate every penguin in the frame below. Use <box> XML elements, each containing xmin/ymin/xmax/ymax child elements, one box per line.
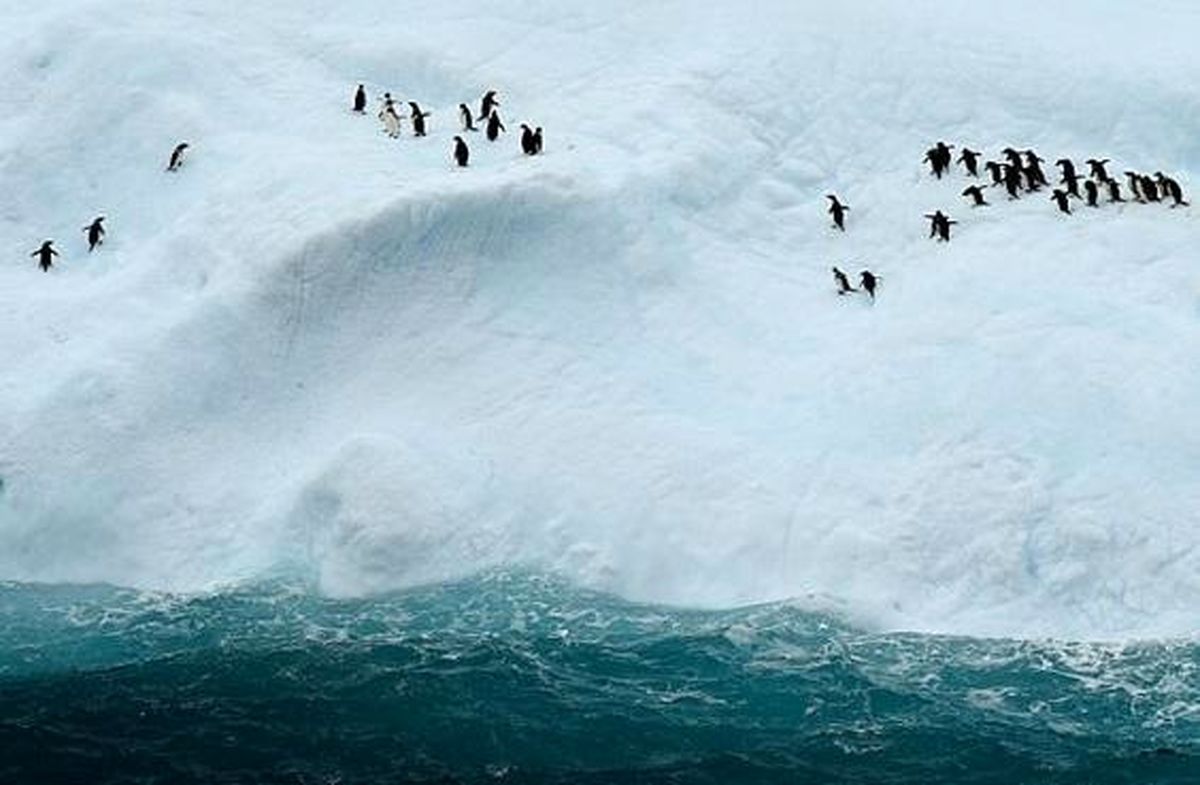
<box><xmin>1141</xmin><ymin>176</ymin><xmax>1161</xmax><ymax>203</ymax></box>
<box><xmin>826</xmin><ymin>195</ymin><xmax>849</xmax><ymax>231</ymax></box>
<box><xmin>957</xmin><ymin>148</ymin><xmax>981</xmax><ymax>177</ymax></box>
<box><xmin>1051</xmin><ymin>189</ymin><xmax>1072</xmax><ymax>214</ymax></box>
<box><xmin>984</xmin><ymin>160</ymin><xmax>1005</xmax><ymax>186</ymax></box>
<box><xmin>832</xmin><ymin>266</ymin><xmax>856</xmax><ymax>295</ymax></box>
<box><xmin>486</xmin><ymin>111</ymin><xmax>506</xmax><ymax>142</ymax></box>
<box><xmin>82</xmin><ymin>216</ymin><xmax>105</xmax><ymax>252</ymax></box>
<box><xmin>1060</xmin><ymin>171</ymin><xmax>1083</xmax><ymax>199</ymax></box>
<box><xmin>961</xmin><ymin>185</ymin><xmax>988</xmax><ymax>207</ymax></box>
<box><xmin>923</xmin><ymin>142</ymin><xmax>953</xmax><ymax>179</ymax></box>
<box><xmin>478</xmin><ymin>90</ymin><xmax>500</xmax><ymax>122</ymax></box>
<box><xmin>378</xmin><ymin>93</ymin><xmax>402</xmax><ymax>138</ymax></box>
<box><xmin>1125</xmin><ymin>171</ymin><xmax>1145</xmax><ymax>202</ymax></box>
<box><xmin>409</xmin><ymin>102</ymin><xmax>431</xmax><ymax>137</ymax></box>
<box><xmin>1002</xmin><ymin>164</ymin><xmax>1024</xmax><ymax>199</ymax></box>
<box><xmin>936</xmin><ymin>215</ymin><xmax>956</xmax><ymax>242</ymax></box>
<box><xmin>532</xmin><ymin>127</ymin><xmax>544</xmax><ymax>155</ymax></box>
<box><xmin>453</xmin><ymin>135</ymin><xmax>469</xmax><ymax>168</ymax></box>
<box><xmin>1023</xmin><ymin>151</ymin><xmax>1049</xmax><ymax>189</ymax></box>
<box><xmin>1106</xmin><ymin>179</ymin><xmax>1124</xmax><ymax>203</ymax></box>
<box><xmin>924</xmin><ymin>211</ymin><xmax>955</xmax><ymax>242</ymax></box>
<box><xmin>353</xmin><ymin>84</ymin><xmax>367</xmax><ymax>113</ymax></box>
<box><xmin>1084</xmin><ymin>180</ymin><xmax>1100</xmax><ymax>207</ymax></box>
<box><xmin>1056</xmin><ymin>158</ymin><xmax>1078</xmax><ymax>182</ymax></box>
<box><xmin>1086</xmin><ymin>158</ymin><xmax>1111</xmax><ymax>183</ymax></box>
<box><xmin>459</xmin><ymin>103</ymin><xmax>477</xmax><ymax>132</ymax></box>
<box><xmin>1156</xmin><ymin>173</ymin><xmax>1188</xmax><ymax>207</ymax></box>
<box><xmin>520</xmin><ymin>124</ymin><xmax>536</xmax><ymax>155</ymax></box>
<box><xmin>166</xmin><ymin>142</ymin><xmax>189</xmax><ymax>172</ymax></box>
<box><xmin>859</xmin><ymin>270</ymin><xmax>878</xmax><ymax>300</ymax></box>
<box><xmin>31</xmin><ymin>240</ymin><xmax>58</xmax><ymax>272</ymax></box>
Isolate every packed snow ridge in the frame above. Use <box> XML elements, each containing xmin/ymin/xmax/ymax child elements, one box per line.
<box><xmin>1</xmin><ymin>0</ymin><xmax>1198</xmax><ymax>640</ymax></box>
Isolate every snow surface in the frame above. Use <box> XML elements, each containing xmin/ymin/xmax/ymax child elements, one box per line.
<box><xmin>1</xmin><ymin>0</ymin><xmax>1198</xmax><ymax>639</ymax></box>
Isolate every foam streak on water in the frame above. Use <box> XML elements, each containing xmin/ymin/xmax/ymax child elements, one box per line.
<box><xmin>1</xmin><ymin>572</ymin><xmax>1196</xmax><ymax>784</ymax></box>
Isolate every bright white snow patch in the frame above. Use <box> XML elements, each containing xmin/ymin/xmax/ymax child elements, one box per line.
<box><xmin>1</xmin><ymin>0</ymin><xmax>1198</xmax><ymax>639</ymax></box>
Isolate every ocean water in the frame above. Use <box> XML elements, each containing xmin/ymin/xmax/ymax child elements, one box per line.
<box><xmin>0</xmin><ymin>572</ymin><xmax>1196</xmax><ymax>784</ymax></box>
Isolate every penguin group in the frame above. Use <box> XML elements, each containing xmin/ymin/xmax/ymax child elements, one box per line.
<box><xmin>352</xmin><ymin>84</ymin><xmax>544</xmax><ymax>168</ymax></box>
<box><xmin>832</xmin><ymin>266</ymin><xmax>879</xmax><ymax>300</ymax></box>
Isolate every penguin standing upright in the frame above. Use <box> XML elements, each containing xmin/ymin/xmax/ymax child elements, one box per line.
<box><xmin>1002</xmin><ymin>164</ymin><xmax>1024</xmax><ymax>199</ymax></box>
<box><xmin>31</xmin><ymin>240</ymin><xmax>58</xmax><ymax>272</ymax></box>
<box><xmin>1023</xmin><ymin>150</ymin><xmax>1049</xmax><ymax>189</ymax></box>
<box><xmin>459</xmin><ymin>103</ymin><xmax>477</xmax><ymax>132</ymax></box>
<box><xmin>832</xmin><ymin>266</ymin><xmax>856</xmax><ymax>295</ymax></box>
<box><xmin>859</xmin><ymin>270</ymin><xmax>878</xmax><ymax>300</ymax></box>
<box><xmin>924</xmin><ymin>211</ymin><xmax>955</xmax><ymax>242</ymax></box>
<box><xmin>1106</xmin><ymin>179</ymin><xmax>1124</xmax><ymax>203</ymax></box>
<box><xmin>1061</xmin><ymin>171</ymin><xmax>1083</xmax><ymax>199</ymax></box>
<box><xmin>962</xmin><ymin>185</ymin><xmax>988</xmax><ymax>207</ymax></box>
<box><xmin>1141</xmin><ymin>176</ymin><xmax>1161</xmax><ymax>203</ymax></box>
<box><xmin>532</xmin><ymin>127</ymin><xmax>544</xmax><ymax>155</ymax></box>
<box><xmin>826</xmin><ymin>195</ymin><xmax>849</xmax><ymax>231</ymax></box>
<box><xmin>984</xmin><ymin>160</ymin><xmax>1005</xmax><ymax>185</ymax></box>
<box><xmin>957</xmin><ymin>148</ymin><xmax>981</xmax><ymax>177</ymax></box>
<box><xmin>1084</xmin><ymin>180</ymin><xmax>1100</xmax><ymax>207</ymax></box>
<box><xmin>486</xmin><ymin>110</ymin><xmax>506</xmax><ymax>142</ymax></box>
<box><xmin>453</xmin><ymin>136</ymin><xmax>469</xmax><ymax>168</ymax></box>
<box><xmin>409</xmin><ymin>102</ymin><xmax>431</xmax><ymax>137</ymax></box>
<box><xmin>353</xmin><ymin>84</ymin><xmax>367</xmax><ymax>113</ymax></box>
<box><xmin>520</xmin><ymin>124</ymin><xmax>536</xmax><ymax>155</ymax></box>
<box><xmin>924</xmin><ymin>142</ymin><xmax>953</xmax><ymax>178</ymax></box>
<box><xmin>1125</xmin><ymin>171</ymin><xmax>1145</xmax><ymax>202</ymax></box>
<box><xmin>478</xmin><ymin>90</ymin><xmax>500</xmax><ymax>122</ymax></box>
<box><xmin>378</xmin><ymin>94</ymin><xmax>402</xmax><ymax>138</ymax></box>
<box><xmin>1156</xmin><ymin>173</ymin><xmax>1189</xmax><ymax>207</ymax></box>
<box><xmin>1086</xmin><ymin>158</ymin><xmax>1111</xmax><ymax>183</ymax></box>
<box><xmin>1051</xmin><ymin>189</ymin><xmax>1072</xmax><ymax>214</ymax></box>
<box><xmin>82</xmin><ymin>216</ymin><xmax>105</xmax><ymax>251</ymax></box>
<box><xmin>166</xmin><ymin>142</ymin><xmax>190</xmax><ymax>172</ymax></box>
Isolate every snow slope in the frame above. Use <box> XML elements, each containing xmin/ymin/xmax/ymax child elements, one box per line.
<box><xmin>1</xmin><ymin>0</ymin><xmax>1198</xmax><ymax>639</ymax></box>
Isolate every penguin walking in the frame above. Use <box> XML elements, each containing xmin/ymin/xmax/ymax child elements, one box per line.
<box><xmin>832</xmin><ymin>266</ymin><xmax>856</xmax><ymax>295</ymax></box>
<box><xmin>925</xmin><ymin>211</ymin><xmax>956</xmax><ymax>242</ymax></box>
<box><xmin>31</xmin><ymin>240</ymin><xmax>58</xmax><ymax>272</ymax></box>
<box><xmin>957</xmin><ymin>148</ymin><xmax>981</xmax><ymax>177</ymax></box>
<box><xmin>1002</xmin><ymin>164</ymin><xmax>1024</xmax><ymax>199</ymax></box>
<box><xmin>532</xmin><ymin>127</ymin><xmax>544</xmax><ymax>155</ymax></box>
<box><xmin>82</xmin><ymin>216</ymin><xmax>105</xmax><ymax>251</ymax></box>
<box><xmin>962</xmin><ymin>185</ymin><xmax>988</xmax><ymax>207</ymax></box>
<box><xmin>453</xmin><ymin>136</ymin><xmax>470</xmax><ymax>168</ymax></box>
<box><xmin>984</xmin><ymin>160</ymin><xmax>1005</xmax><ymax>186</ymax></box>
<box><xmin>486</xmin><ymin>110</ymin><xmax>506</xmax><ymax>142</ymax></box>
<box><xmin>520</xmin><ymin>124</ymin><xmax>537</xmax><ymax>155</ymax></box>
<box><xmin>924</xmin><ymin>142</ymin><xmax>953</xmax><ymax>179</ymax></box>
<box><xmin>1156</xmin><ymin>173</ymin><xmax>1189</xmax><ymax>207</ymax></box>
<box><xmin>353</xmin><ymin>84</ymin><xmax>367</xmax><ymax>113</ymax></box>
<box><xmin>1084</xmin><ymin>180</ymin><xmax>1100</xmax><ymax>207</ymax></box>
<box><xmin>859</xmin><ymin>270</ymin><xmax>879</xmax><ymax>300</ymax></box>
<box><xmin>1060</xmin><ymin>171</ymin><xmax>1084</xmax><ymax>199</ymax></box>
<box><xmin>1141</xmin><ymin>176</ymin><xmax>1161</xmax><ymax>203</ymax></box>
<box><xmin>409</xmin><ymin>102</ymin><xmax>431</xmax><ymax>137</ymax></box>
<box><xmin>1056</xmin><ymin>158</ymin><xmax>1079</xmax><ymax>183</ymax></box>
<box><xmin>1106</xmin><ymin>179</ymin><xmax>1124</xmax><ymax>203</ymax></box>
<box><xmin>478</xmin><ymin>90</ymin><xmax>500</xmax><ymax>122</ymax></box>
<box><xmin>1086</xmin><ymin>158</ymin><xmax>1111</xmax><ymax>183</ymax></box>
<box><xmin>826</xmin><ymin>195</ymin><xmax>849</xmax><ymax>231</ymax></box>
<box><xmin>1023</xmin><ymin>151</ymin><xmax>1049</xmax><ymax>190</ymax></box>
<box><xmin>1051</xmin><ymin>189</ymin><xmax>1072</xmax><ymax>215</ymax></box>
<box><xmin>1125</xmin><ymin>171</ymin><xmax>1145</xmax><ymax>202</ymax></box>
<box><xmin>378</xmin><ymin>93</ymin><xmax>402</xmax><ymax>138</ymax></box>
<box><xmin>166</xmin><ymin>142</ymin><xmax>190</xmax><ymax>172</ymax></box>
<box><xmin>459</xmin><ymin>103</ymin><xmax>477</xmax><ymax>132</ymax></box>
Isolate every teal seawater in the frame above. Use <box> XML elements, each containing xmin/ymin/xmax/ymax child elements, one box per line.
<box><xmin>0</xmin><ymin>572</ymin><xmax>1196</xmax><ymax>784</ymax></box>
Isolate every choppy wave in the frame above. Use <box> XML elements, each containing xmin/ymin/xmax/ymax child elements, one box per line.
<box><xmin>2</xmin><ymin>572</ymin><xmax>1197</xmax><ymax>783</ymax></box>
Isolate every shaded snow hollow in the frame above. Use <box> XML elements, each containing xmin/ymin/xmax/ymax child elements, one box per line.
<box><xmin>1</xmin><ymin>0</ymin><xmax>1199</xmax><ymax>639</ymax></box>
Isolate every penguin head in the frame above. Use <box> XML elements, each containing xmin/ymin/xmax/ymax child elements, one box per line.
<box><xmin>453</xmin><ymin>135</ymin><xmax>463</xmax><ymax>143</ymax></box>
<box><xmin>521</xmin><ymin>123</ymin><xmax>530</xmax><ymax>131</ymax></box>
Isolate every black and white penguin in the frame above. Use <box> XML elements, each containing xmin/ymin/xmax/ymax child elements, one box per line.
<box><xmin>832</xmin><ymin>266</ymin><xmax>856</xmax><ymax>295</ymax></box>
<box><xmin>1084</xmin><ymin>180</ymin><xmax>1100</xmax><ymax>207</ymax></box>
<box><xmin>924</xmin><ymin>211</ymin><xmax>955</xmax><ymax>242</ymax></box>
<box><xmin>409</xmin><ymin>102</ymin><xmax>430</xmax><ymax>137</ymax></box>
<box><xmin>82</xmin><ymin>216</ymin><xmax>105</xmax><ymax>252</ymax></box>
<box><xmin>478</xmin><ymin>90</ymin><xmax>500</xmax><ymax>122</ymax></box>
<box><xmin>1106</xmin><ymin>179</ymin><xmax>1124</xmax><ymax>203</ymax></box>
<box><xmin>520</xmin><ymin>124</ymin><xmax>536</xmax><ymax>155</ymax></box>
<box><xmin>378</xmin><ymin>93</ymin><xmax>402</xmax><ymax>138</ymax></box>
<box><xmin>532</xmin><ymin>127</ymin><xmax>544</xmax><ymax>155</ymax></box>
<box><xmin>1051</xmin><ymin>189</ymin><xmax>1072</xmax><ymax>214</ymax></box>
<box><xmin>1002</xmin><ymin>164</ymin><xmax>1024</xmax><ymax>199</ymax></box>
<box><xmin>1023</xmin><ymin>151</ymin><xmax>1049</xmax><ymax>189</ymax></box>
<box><xmin>1156</xmin><ymin>172</ymin><xmax>1189</xmax><ymax>207</ymax></box>
<box><xmin>353</xmin><ymin>84</ymin><xmax>367</xmax><ymax>113</ymax></box>
<box><xmin>486</xmin><ymin>111</ymin><xmax>506</xmax><ymax>142</ymax></box>
<box><xmin>459</xmin><ymin>103</ymin><xmax>477</xmax><ymax>132</ymax></box>
<box><xmin>1086</xmin><ymin>158</ymin><xmax>1111</xmax><ymax>183</ymax></box>
<box><xmin>453</xmin><ymin>135</ymin><xmax>469</xmax><ymax>168</ymax></box>
<box><xmin>962</xmin><ymin>185</ymin><xmax>988</xmax><ymax>207</ymax></box>
<box><xmin>957</xmin><ymin>148</ymin><xmax>981</xmax><ymax>177</ymax></box>
<box><xmin>31</xmin><ymin>240</ymin><xmax>58</xmax><ymax>272</ymax></box>
<box><xmin>1060</xmin><ymin>171</ymin><xmax>1084</xmax><ymax>199</ymax></box>
<box><xmin>826</xmin><ymin>195</ymin><xmax>850</xmax><ymax>231</ymax></box>
<box><xmin>166</xmin><ymin>142</ymin><xmax>190</xmax><ymax>172</ymax></box>
<box><xmin>859</xmin><ymin>270</ymin><xmax>879</xmax><ymax>300</ymax></box>
<box><xmin>1141</xmin><ymin>176</ymin><xmax>1161</xmax><ymax>203</ymax></box>
<box><xmin>1124</xmin><ymin>171</ymin><xmax>1145</xmax><ymax>202</ymax></box>
<box><xmin>984</xmin><ymin>161</ymin><xmax>1005</xmax><ymax>186</ymax></box>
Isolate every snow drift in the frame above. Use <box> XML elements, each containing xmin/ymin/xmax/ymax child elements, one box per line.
<box><xmin>1</xmin><ymin>0</ymin><xmax>1199</xmax><ymax>639</ymax></box>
